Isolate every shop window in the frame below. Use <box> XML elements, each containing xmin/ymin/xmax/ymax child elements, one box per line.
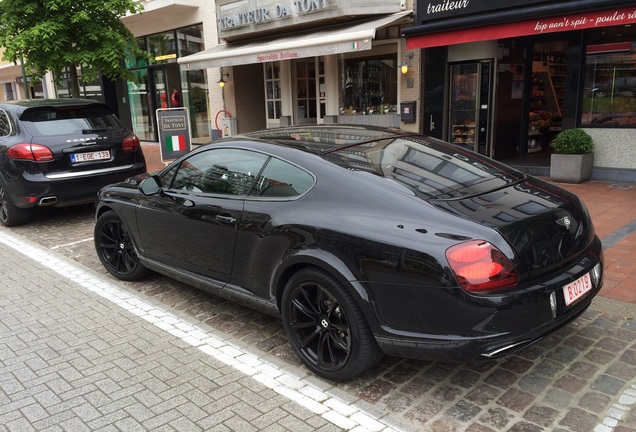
<box><xmin>176</xmin><ymin>25</ymin><xmax>204</xmax><ymax>57</ymax></box>
<box><xmin>185</xmin><ymin>69</ymin><xmax>210</xmax><ymax>140</ymax></box>
<box><xmin>296</xmin><ymin>60</ymin><xmax>317</xmax><ymax>120</ymax></box>
<box><xmin>125</xmin><ymin>38</ymin><xmax>152</xmax><ymax>69</ymax></box>
<box><xmin>341</xmin><ymin>54</ymin><xmax>398</xmax><ymax>116</ymax></box>
<box><xmin>148</xmin><ymin>31</ymin><xmax>177</xmax><ymax>64</ymax></box>
<box><xmin>527</xmin><ymin>41</ymin><xmax>567</xmax><ymax>151</ymax></box>
<box><xmin>123</xmin><ymin>25</ymin><xmax>209</xmax><ymax>142</ymax></box>
<box><xmin>264</xmin><ymin>63</ymin><xmax>282</xmax><ymax>121</ymax></box>
<box><xmin>581</xmin><ymin>27</ymin><xmax>636</xmax><ymax>126</ymax></box>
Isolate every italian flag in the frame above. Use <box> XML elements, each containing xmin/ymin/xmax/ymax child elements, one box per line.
<box><xmin>166</xmin><ymin>135</ymin><xmax>186</xmax><ymax>152</ymax></box>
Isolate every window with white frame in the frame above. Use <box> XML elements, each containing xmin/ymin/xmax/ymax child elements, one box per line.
<box><xmin>264</xmin><ymin>63</ymin><xmax>281</xmax><ymax>122</ymax></box>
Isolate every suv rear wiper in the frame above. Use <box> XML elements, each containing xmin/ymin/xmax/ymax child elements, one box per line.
<box><xmin>82</xmin><ymin>128</ymin><xmax>109</xmax><ymax>133</ymax></box>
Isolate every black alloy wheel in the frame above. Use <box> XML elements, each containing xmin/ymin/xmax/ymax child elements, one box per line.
<box><xmin>281</xmin><ymin>268</ymin><xmax>383</xmax><ymax>381</ymax></box>
<box><xmin>0</xmin><ymin>179</ymin><xmax>31</xmax><ymax>227</ymax></box>
<box><xmin>94</xmin><ymin>211</ymin><xmax>150</xmax><ymax>281</ymax></box>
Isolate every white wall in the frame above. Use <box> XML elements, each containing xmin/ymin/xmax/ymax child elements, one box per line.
<box><xmin>583</xmin><ymin>128</ymin><xmax>636</xmax><ymax>170</ymax></box>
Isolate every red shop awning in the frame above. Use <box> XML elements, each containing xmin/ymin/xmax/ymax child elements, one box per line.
<box><xmin>406</xmin><ymin>6</ymin><xmax>636</xmax><ymax>49</ymax></box>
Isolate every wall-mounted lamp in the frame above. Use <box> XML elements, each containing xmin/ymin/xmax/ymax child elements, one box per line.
<box><xmin>217</xmin><ymin>68</ymin><xmax>230</xmax><ymax>88</ymax></box>
<box><xmin>401</xmin><ymin>52</ymin><xmax>414</xmax><ymax>74</ymax></box>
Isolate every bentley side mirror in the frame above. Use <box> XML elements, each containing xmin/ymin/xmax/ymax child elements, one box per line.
<box><xmin>140</xmin><ymin>175</ymin><xmax>162</xmax><ymax>196</ymax></box>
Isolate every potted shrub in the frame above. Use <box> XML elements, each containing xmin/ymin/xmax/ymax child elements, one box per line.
<box><xmin>550</xmin><ymin>128</ymin><xmax>594</xmax><ymax>183</ymax></box>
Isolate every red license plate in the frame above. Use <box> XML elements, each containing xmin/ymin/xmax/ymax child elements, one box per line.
<box><xmin>562</xmin><ymin>272</ymin><xmax>592</xmax><ymax>307</ymax></box>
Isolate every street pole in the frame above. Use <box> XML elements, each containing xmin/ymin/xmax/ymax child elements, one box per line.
<box><xmin>20</xmin><ymin>54</ymin><xmax>30</xmax><ymax>100</ymax></box>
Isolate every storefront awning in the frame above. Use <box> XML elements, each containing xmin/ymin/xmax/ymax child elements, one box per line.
<box><xmin>406</xmin><ymin>5</ymin><xmax>636</xmax><ymax>49</ymax></box>
<box><xmin>178</xmin><ymin>11</ymin><xmax>412</xmax><ymax>69</ymax></box>
<box><xmin>121</xmin><ymin>0</ymin><xmax>198</xmax><ymax>28</ymax></box>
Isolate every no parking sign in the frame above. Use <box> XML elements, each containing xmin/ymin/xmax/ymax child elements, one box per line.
<box><xmin>157</xmin><ymin>108</ymin><xmax>192</xmax><ymax>163</ymax></box>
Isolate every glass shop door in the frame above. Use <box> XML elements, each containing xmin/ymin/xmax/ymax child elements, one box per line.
<box><xmin>448</xmin><ymin>61</ymin><xmax>493</xmax><ymax>156</ymax></box>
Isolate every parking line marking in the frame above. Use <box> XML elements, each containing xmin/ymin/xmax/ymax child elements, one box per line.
<box><xmin>0</xmin><ymin>230</ymin><xmax>402</xmax><ymax>432</ymax></box>
<box><xmin>50</xmin><ymin>237</ymin><xmax>94</xmax><ymax>250</ymax></box>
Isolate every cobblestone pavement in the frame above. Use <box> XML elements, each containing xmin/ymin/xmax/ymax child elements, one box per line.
<box><xmin>1</xmin><ymin>176</ymin><xmax>636</xmax><ymax>431</ymax></box>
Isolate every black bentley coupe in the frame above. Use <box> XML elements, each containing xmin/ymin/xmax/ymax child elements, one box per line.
<box><xmin>94</xmin><ymin>126</ymin><xmax>603</xmax><ymax>381</ymax></box>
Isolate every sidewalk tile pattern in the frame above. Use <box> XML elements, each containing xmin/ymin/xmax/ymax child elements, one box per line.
<box><xmin>0</xmin><ymin>231</ymin><xmax>402</xmax><ymax>432</ymax></box>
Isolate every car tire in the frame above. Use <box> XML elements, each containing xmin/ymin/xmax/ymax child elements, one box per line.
<box><xmin>94</xmin><ymin>210</ymin><xmax>151</xmax><ymax>281</ymax></box>
<box><xmin>281</xmin><ymin>268</ymin><xmax>383</xmax><ymax>381</ymax></box>
<box><xmin>0</xmin><ymin>178</ymin><xmax>31</xmax><ymax>227</ymax></box>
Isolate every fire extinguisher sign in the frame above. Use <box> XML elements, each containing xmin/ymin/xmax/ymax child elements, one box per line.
<box><xmin>157</xmin><ymin>107</ymin><xmax>192</xmax><ymax>163</ymax></box>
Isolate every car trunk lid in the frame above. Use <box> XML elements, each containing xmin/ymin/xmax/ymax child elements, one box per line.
<box><xmin>429</xmin><ymin>177</ymin><xmax>595</xmax><ymax>278</ymax></box>
<box><xmin>320</xmin><ymin>134</ymin><xmax>595</xmax><ymax>277</ymax></box>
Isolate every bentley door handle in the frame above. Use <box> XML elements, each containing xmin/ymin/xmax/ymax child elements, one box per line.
<box><xmin>216</xmin><ymin>215</ymin><xmax>237</xmax><ymax>225</ymax></box>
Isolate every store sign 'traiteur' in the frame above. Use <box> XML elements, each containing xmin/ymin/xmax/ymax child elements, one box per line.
<box><xmin>415</xmin><ymin>0</ymin><xmax>576</xmax><ymax>24</ymax></box>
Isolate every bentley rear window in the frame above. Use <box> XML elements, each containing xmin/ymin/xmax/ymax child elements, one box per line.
<box><xmin>323</xmin><ymin>136</ymin><xmax>526</xmax><ymax>200</ymax></box>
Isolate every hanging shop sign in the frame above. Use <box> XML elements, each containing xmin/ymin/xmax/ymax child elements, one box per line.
<box><xmin>407</xmin><ymin>6</ymin><xmax>636</xmax><ymax>49</ymax></box>
<box><xmin>156</xmin><ymin>108</ymin><xmax>191</xmax><ymax>163</ymax></box>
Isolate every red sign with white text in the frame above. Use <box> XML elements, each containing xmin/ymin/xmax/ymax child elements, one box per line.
<box><xmin>407</xmin><ymin>7</ymin><xmax>636</xmax><ymax>49</ymax></box>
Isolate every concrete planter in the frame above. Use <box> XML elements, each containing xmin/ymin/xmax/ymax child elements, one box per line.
<box><xmin>550</xmin><ymin>153</ymin><xmax>594</xmax><ymax>184</ymax></box>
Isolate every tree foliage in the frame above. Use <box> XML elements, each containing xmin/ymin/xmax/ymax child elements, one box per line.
<box><xmin>0</xmin><ymin>0</ymin><xmax>151</xmax><ymax>97</ymax></box>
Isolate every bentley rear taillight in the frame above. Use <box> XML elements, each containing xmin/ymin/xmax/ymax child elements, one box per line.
<box><xmin>446</xmin><ymin>240</ymin><xmax>519</xmax><ymax>293</ymax></box>
<box><xmin>122</xmin><ymin>133</ymin><xmax>140</xmax><ymax>152</ymax></box>
<box><xmin>7</xmin><ymin>143</ymin><xmax>54</xmax><ymax>162</ymax></box>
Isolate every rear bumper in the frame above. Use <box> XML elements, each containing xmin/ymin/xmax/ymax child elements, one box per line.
<box><xmin>371</xmin><ymin>237</ymin><xmax>604</xmax><ymax>362</ymax></box>
<box><xmin>375</xmin><ymin>295</ymin><xmax>592</xmax><ymax>362</ymax></box>
<box><xmin>8</xmin><ymin>163</ymin><xmax>147</xmax><ymax>208</ymax></box>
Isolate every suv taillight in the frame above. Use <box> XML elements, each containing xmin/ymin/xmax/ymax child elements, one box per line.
<box><xmin>7</xmin><ymin>143</ymin><xmax>54</xmax><ymax>162</ymax></box>
<box><xmin>122</xmin><ymin>133</ymin><xmax>140</xmax><ymax>152</ymax></box>
<box><xmin>446</xmin><ymin>240</ymin><xmax>519</xmax><ymax>293</ymax></box>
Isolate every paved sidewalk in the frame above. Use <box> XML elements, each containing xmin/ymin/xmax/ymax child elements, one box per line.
<box><xmin>551</xmin><ymin>180</ymin><xmax>636</xmax><ymax>304</ymax></box>
<box><xmin>0</xmin><ymin>231</ymin><xmax>401</xmax><ymax>432</ymax></box>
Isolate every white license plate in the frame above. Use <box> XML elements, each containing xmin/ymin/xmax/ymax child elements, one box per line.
<box><xmin>71</xmin><ymin>150</ymin><xmax>111</xmax><ymax>163</ymax></box>
<box><xmin>562</xmin><ymin>272</ymin><xmax>592</xmax><ymax>307</ymax></box>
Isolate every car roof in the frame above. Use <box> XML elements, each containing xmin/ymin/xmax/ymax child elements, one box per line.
<box><xmin>196</xmin><ymin>125</ymin><xmax>527</xmax><ymax>201</ymax></box>
<box><xmin>0</xmin><ymin>98</ymin><xmax>110</xmax><ymax>115</ymax></box>
<box><xmin>242</xmin><ymin>125</ymin><xmax>410</xmax><ymax>156</ymax></box>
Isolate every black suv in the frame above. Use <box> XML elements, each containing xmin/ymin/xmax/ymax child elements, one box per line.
<box><xmin>0</xmin><ymin>99</ymin><xmax>146</xmax><ymax>226</ymax></box>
